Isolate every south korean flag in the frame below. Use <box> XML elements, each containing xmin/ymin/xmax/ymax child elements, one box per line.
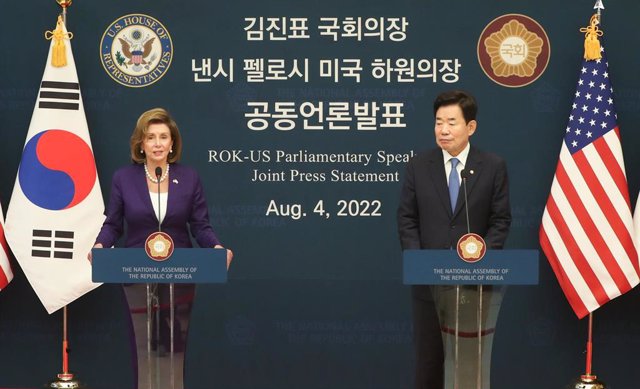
<box><xmin>5</xmin><ymin>17</ymin><xmax>105</xmax><ymax>314</ymax></box>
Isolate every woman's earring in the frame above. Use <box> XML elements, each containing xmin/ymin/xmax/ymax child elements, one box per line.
<box><xmin>140</xmin><ymin>149</ymin><xmax>144</xmax><ymax>154</ymax></box>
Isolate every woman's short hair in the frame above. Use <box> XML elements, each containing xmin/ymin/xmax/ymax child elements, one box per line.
<box><xmin>130</xmin><ymin>108</ymin><xmax>183</xmax><ymax>164</ymax></box>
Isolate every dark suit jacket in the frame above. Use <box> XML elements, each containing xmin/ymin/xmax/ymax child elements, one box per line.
<box><xmin>95</xmin><ymin>163</ymin><xmax>221</xmax><ymax>249</ymax></box>
<box><xmin>397</xmin><ymin>146</ymin><xmax>511</xmax><ymax>298</ymax></box>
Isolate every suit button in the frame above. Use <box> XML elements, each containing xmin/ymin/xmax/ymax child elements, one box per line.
<box><xmin>450</xmin><ymin>225</ymin><xmax>455</xmax><ymax>229</ymax></box>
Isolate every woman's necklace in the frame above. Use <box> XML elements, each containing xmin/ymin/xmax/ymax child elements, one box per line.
<box><xmin>144</xmin><ymin>163</ymin><xmax>170</xmax><ymax>183</ymax></box>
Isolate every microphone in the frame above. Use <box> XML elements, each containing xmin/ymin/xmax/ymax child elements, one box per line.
<box><xmin>460</xmin><ymin>168</ymin><xmax>474</xmax><ymax>234</ymax></box>
<box><xmin>155</xmin><ymin>167</ymin><xmax>162</xmax><ymax>232</ymax></box>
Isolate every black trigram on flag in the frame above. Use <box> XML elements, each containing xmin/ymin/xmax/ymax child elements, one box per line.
<box><xmin>32</xmin><ymin>230</ymin><xmax>74</xmax><ymax>259</ymax></box>
<box><xmin>38</xmin><ymin>81</ymin><xmax>80</xmax><ymax>111</ymax></box>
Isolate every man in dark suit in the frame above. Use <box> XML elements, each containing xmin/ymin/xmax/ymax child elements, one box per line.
<box><xmin>397</xmin><ymin>90</ymin><xmax>511</xmax><ymax>389</ymax></box>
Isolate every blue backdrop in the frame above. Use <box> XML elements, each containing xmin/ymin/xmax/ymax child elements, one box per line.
<box><xmin>2</xmin><ymin>1</ymin><xmax>640</xmax><ymax>388</ymax></box>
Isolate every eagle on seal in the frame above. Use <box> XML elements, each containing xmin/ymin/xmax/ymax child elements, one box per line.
<box><xmin>118</xmin><ymin>37</ymin><xmax>156</xmax><ymax>65</ymax></box>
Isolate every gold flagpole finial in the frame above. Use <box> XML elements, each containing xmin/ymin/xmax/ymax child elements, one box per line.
<box><xmin>580</xmin><ymin>14</ymin><xmax>603</xmax><ymax>61</ymax></box>
<box><xmin>44</xmin><ymin>15</ymin><xmax>74</xmax><ymax>67</ymax></box>
<box><xmin>56</xmin><ymin>0</ymin><xmax>72</xmax><ymax>8</ymax></box>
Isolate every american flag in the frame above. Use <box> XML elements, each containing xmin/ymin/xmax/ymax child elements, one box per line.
<box><xmin>540</xmin><ymin>47</ymin><xmax>640</xmax><ymax>318</ymax></box>
<box><xmin>0</xmin><ymin>204</ymin><xmax>14</xmax><ymax>290</ymax></box>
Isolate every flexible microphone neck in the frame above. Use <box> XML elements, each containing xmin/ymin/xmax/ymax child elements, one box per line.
<box><xmin>155</xmin><ymin>167</ymin><xmax>162</xmax><ymax>232</ymax></box>
<box><xmin>461</xmin><ymin>169</ymin><xmax>471</xmax><ymax>234</ymax></box>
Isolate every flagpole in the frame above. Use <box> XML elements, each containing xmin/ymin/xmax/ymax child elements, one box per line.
<box><xmin>569</xmin><ymin>312</ymin><xmax>605</xmax><ymax>389</ymax></box>
<box><xmin>62</xmin><ymin>306</ymin><xmax>70</xmax><ymax>375</ymax></box>
<box><xmin>56</xmin><ymin>0</ymin><xmax>71</xmax><ymax>26</ymax></box>
<box><xmin>48</xmin><ymin>305</ymin><xmax>87</xmax><ymax>389</ymax></box>
<box><xmin>585</xmin><ymin>312</ymin><xmax>594</xmax><ymax>376</ymax></box>
<box><xmin>45</xmin><ymin>2</ymin><xmax>84</xmax><ymax>388</ymax></box>
<box><xmin>595</xmin><ymin>0</ymin><xmax>603</xmax><ymax>23</ymax></box>
<box><xmin>571</xmin><ymin>5</ymin><xmax>606</xmax><ymax>389</ymax></box>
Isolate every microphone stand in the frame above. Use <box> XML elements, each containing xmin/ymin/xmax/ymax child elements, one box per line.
<box><xmin>155</xmin><ymin>167</ymin><xmax>162</xmax><ymax>234</ymax></box>
<box><xmin>154</xmin><ymin>167</ymin><xmax>176</xmax><ymax>389</ymax></box>
<box><xmin>146</xmin><ymin>167</ymin><xmax>164</xmax><ymax>389</ymax></box>
<box><xmin>460</xmin><ymin>169</ymin><xmax>483</xmax><ymax>389</ymax></box>
<box><xmin>452</xmin><ymin>169</ymin><xmax>470</xmax><ymax>389</ymax></box>
<box><xmin>453</xmin><ymin>170</ymin><xmax>470</xmax><ymax>389</ymax></box>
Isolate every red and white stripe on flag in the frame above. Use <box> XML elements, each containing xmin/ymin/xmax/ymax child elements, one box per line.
<box><xmin>0</xmin><ymin>206</ymin><xmax>13</xmax><ymax>290</ymax></box>
<box><xmin>540</xmin><ymin>48</ymin><xmax>639</xmax><ymax>318</ymax></box>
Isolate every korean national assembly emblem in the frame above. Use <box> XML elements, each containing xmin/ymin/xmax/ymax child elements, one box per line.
<box><xmin>100</xmin><ymin>14</ymin><xmax>173</xmax><ymax>87</ymax></box>
<box><xmin>477</xmin><ymin>14</ymin><xmax>550</xmax><ymax>88</ymax></box>
<box><xmin>457</xmin><ymin>233</ymin><xmax>486</xmax><ymax>263</ymax></box>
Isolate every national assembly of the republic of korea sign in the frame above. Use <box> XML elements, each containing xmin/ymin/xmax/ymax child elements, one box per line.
<box><xmin>100</xmin><ymin>14</ymin><xmax>173</xmax><ymax>88</ymax></box>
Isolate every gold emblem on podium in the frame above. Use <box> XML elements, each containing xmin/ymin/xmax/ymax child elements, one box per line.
<box><xmin>457</xmin><ymin>233</ymin><xmax>486</xmax><ymax>263</ymax></box>
<box><xmin>145</xmin><ymin>231</ymin><xmax>174</xmax><ymax>261</ymax></box>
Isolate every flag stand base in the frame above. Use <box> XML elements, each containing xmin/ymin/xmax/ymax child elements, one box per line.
<box><xmin>47</xmin><ymin>373</ymin><xmax>86</xmax><ymax>389</ymax></box>
<box><xmin>569</xmin><ymin>375</ymin><xmax>606</xmax><ymax>389</ymax></box>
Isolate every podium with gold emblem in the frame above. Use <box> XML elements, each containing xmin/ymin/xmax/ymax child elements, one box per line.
<box><xmin>92</xmin><ymin>247</ymin><xmax>226</xmax><ymax>389</ymax></box>
<box><xmin>403</xmin><ymin>248</ymin><xmax>538</xmax><ymax>389</ymax></box>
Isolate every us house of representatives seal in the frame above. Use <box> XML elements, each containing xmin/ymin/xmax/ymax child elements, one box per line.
<box><xmin>100</xmin><ymin>14</ymin><xmax>173</xmax><ymax>88</ymax></box>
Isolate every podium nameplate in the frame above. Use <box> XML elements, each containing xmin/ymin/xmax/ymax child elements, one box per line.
<box><xmin>92</xmin><ymin>248</ymin><xmax>227</xmax><ymax>283</ymax></box>
<box><xmin>403</xmin><ymin>249</ymin><xmax>538</xmax><ymax>285</ymax></box>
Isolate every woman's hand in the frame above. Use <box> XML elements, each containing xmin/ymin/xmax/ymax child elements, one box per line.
<box><xmin>88</xmin><ymin>243</ymin><xmax>103</xmax><ymax>263</ymax></box>
<box><xmin>214</xmin><ymin>245</ymin><xmax>233</xmax><ymax>269</ymax></box>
